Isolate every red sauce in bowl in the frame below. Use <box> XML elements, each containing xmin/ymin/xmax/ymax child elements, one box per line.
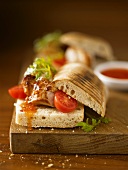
<box><xmin>101</xmin><ymin>68</ymin><xmax>128</xmax><ymax>79</ymax></box>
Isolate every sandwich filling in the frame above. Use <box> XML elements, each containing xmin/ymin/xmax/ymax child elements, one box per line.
<box><xmin>9</xmin><ymin>57</ymin><xmax>78</xmax><ymax>115</ymax></box>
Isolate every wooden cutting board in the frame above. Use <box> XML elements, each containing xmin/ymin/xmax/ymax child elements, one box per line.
<box><xmin>10</xmin><ymin>89</ymin><xmax>128</xmax><ymax>154</ymax></box>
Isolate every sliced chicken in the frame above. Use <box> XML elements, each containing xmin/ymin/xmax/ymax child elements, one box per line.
<box><xmin>22</xmin><ymin>75</ymin><xmax>56</xmax><ymax>107</ymax></box>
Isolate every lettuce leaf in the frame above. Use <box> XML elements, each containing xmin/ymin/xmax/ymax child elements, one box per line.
<box><xmin>77</xmin><ymin>114</ymin><xmax>111</xmax><ymax>132</ymax></box>
<box><xmin>25</xmin><ymin>57</ymin><xmax>57</xmax><ymax>80</ymax></box>
<box><xmin>34</xmin><ymin>31</ymin><xmax>62</xmax><ymax>52</ymax></box>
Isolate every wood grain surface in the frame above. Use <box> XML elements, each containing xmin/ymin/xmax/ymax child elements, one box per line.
<box><xmin>1</xmin><ymin>0</ymin><xmax>128</xmax><ymax>169</ymax></box>
<box><xmin>10</xmin><ymin>88</ymin><xmax>128</xmax><ymax>154</ymax></box>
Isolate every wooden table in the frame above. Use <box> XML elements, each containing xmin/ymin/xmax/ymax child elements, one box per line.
<box><xmin>0</xmin><ymin>44</ymin><xmax>128</xmax><ymax>170</ymax></box>
<box><xmin>0</xmin><ymin>1</ymin><xmax>128</xmax><ymax>169</ymax></box>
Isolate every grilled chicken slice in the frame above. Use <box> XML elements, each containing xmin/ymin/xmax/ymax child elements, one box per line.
<box><xmin>22</xmin><ymin>75</ymin><xmax>56</xmax><ymax>107</ymax></box>
<box><xmin>65</xmin><ymin>46</ymin><xmax>93</xmax><ymax>67</ymax></box>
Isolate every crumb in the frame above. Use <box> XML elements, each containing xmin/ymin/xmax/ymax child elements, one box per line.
<box><xmin>42</xmin><ymin>162</ymin><xmax>45</xmax><ymax>165</ymax></box>
<box><xmin>49</xmin><ymin>158</ymin><xmax>52</xmax><ymax>162</ymax></box>
<box><xmin>10</xmin><ymin>153</ymin><xmax>14</xmax><ymax>157</ymax></box>
<box><xmin>51</xmin><ymin>128</ymin><xmax>54</xmax><ymax>131</ymax></box>
<box><xmin>47</xmin><ymin>163</ymin><xmax>54</xmax><ymax>168</ymax></box>
<box><xmin>35</xmin><ymin>162</ymin><xmax>38</xmax><ymax>164</ymax></box>
<box><xmin>75</xmin><ymin>154</ymin><xmax>78</xmax><ymax>157</ymax></box>
<box><xmin>0</xmin><ymin>150</ymin><xmax>2</xmax><ymax>153</ymax></box>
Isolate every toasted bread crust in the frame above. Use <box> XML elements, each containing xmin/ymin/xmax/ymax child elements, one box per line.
<box><xmin>60</xmin><ymin>32</ymin><xmax>114</xmax><ymax>60</ymax></box>
<box><xmin>53</xmin><ymin>63</ymin><xmax>106</xmax><ymax>117</ymax></box>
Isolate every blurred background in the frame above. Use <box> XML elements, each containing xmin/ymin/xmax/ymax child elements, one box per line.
<box><xmin>0</xmin><ymin>0</ymin><xmax>128</xmax><ymax>60</ymax></box>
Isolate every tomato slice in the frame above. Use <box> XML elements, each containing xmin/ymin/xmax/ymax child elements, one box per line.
<box><xmin>54</xmin><ymin>90</ymin><xmax>77</xmax><ymax>113</ymax></box>
<box><xmin>8</xmin><ymin>85</ymin><xmax>26</xmax><ymax>99</ymax></box>
<box><xmin>53</xmin><ymin>57</ymin><xmax>66</xmax><ymax>67</ymax></box>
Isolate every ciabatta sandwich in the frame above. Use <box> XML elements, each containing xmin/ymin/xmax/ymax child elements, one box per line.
<box><xmin>33</xmin><ymin>31</ymin><xmax>94</xmax><ymax>68</ymax></box>
<box><xmin>34</xmin><ymin>31</ymin><xmax>114</xmax><ymax>70</ymax></box>
<box><xmin>9</xmin><ymin>57</ymin><xmax>107</xmax><ymax>129</ymax></box>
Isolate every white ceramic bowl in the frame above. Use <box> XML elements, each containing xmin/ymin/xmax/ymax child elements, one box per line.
<box><xmin>94</xmin><ymin>61</ymin><xmax>128</xmax><ymax>90</ymax></box>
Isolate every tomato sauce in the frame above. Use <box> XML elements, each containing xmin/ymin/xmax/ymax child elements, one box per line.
<box><xmin>101</xmin><ymin>68</ymin><xmax>128</xmax><ymax>79</ymax></box>
<box><xmin>21</xmin><ymin>102</ymin><xmax>37</xmax><ymax>130</ymax></box>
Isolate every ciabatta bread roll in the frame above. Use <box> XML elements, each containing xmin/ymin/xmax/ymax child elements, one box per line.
<box><xmin>60</xmin><ymin>32</ymin><xmax>114</xmax><ymax>61</ymax></box>
<box><xmin>15</xmin><ymin>62</ymin><xmax>107</xmax><ymax>129</ymax></box>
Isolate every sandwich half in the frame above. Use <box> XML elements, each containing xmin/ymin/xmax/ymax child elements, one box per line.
<box><xmin>13</xmin><ymin>58</ymin><xmax>106</xmax><ymax>129</ymax></box>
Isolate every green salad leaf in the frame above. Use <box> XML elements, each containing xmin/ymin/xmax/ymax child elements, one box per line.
<box><xmin>25</xmin><ymin>57</ymin><xmax>57</xmax><ymax>80</ymax></box>
<box><xmin>77</xmin><ymin>118</ymin><xmax>101</xmax><ymax>132</ymax></box>
<box><xmin>76</xmin><ymin>110</ymin><xmax>111</xmax><ymax>132</ymax></box>
<box><xmin>34</xmin><ymin>31</ymin><xmax>62</xmax><ymax>52</ymax></box>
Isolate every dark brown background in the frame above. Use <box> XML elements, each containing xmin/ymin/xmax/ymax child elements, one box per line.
<box><xmin>0</xmin><ymin>0</ymin><xmax>128</xmax><ymax>170</ymax></box>
<box><xmin>0</xmin><ymin>0</ymin><xmax>128</xmax><ymax>60</ymax></box>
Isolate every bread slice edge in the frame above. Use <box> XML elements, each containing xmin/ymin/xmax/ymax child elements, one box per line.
<box><xmin>15</xmin><ymin>99</ymin><xmax>84</xmax><ymax>128</ymax></box>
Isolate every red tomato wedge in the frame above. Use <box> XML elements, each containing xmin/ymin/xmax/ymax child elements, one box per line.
<box><xmin>54</xmin><ymin>90</ymin><xmax>77</xmax><ymax>113</ymax></box>
<box><xmin>53</xmin><ymin>57</ymin><xmax>66</xmax><ymax>67</ymax></box>
<box><xmin>8</xmin><ymin>85</ymin><xmax>26</xmax><ymax>99</ymax></box>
